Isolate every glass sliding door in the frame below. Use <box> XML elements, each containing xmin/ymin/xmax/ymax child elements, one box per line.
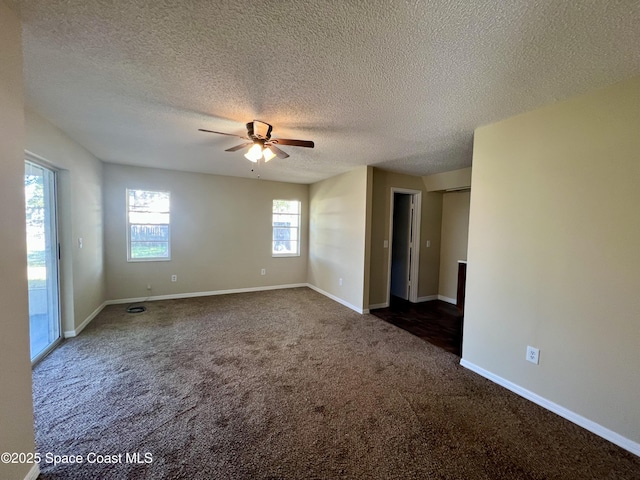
<box><xmin>25</xmin><ymin>161</ymin><xmax>61</xmax><ymax>362</ymax></box>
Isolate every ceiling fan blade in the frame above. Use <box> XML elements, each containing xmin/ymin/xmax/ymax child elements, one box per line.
<box><xmin>267</xmin><ymin>144</ymin><xmax>290</xmax><ymax>159</ymax></box>
<box><xmin>225</xmin><ymin>143</ymin><xmax>252</xmax><ymax>152</ymax></box>
<box><xmin>199</xmin><ymin>128</ymin><xmax>247</xmax><ymax>139</ymax></box>
<box><xmin>272</xmin><ymin>138</ymin><xmax>314</xmax><ymax>148</ymax></box>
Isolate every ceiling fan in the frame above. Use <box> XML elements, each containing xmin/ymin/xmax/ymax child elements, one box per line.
<box><xmin>199</xmin><ymin>120</ymin><xmax>314</xmax><ymax>163</ymax></box>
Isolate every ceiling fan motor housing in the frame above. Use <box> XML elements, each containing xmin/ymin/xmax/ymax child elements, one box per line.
<box><xmin>247</xmin><ymin>120</ymin><xmax>272</xmax><ymax>140</ymax></box>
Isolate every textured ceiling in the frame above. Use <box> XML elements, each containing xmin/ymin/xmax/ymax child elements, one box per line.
<box><xmin>12</xmin><ymin>0</ymin><xmax>640</xmax><ymax>184</ymax></box>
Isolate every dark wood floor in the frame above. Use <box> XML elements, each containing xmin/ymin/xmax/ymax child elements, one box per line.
<box><xmin>370</xmin><ymin>297</ymin><xmax>463</xmax><ymax>356</ymax></box>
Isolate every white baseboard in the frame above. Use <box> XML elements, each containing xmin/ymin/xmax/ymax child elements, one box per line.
<box><xmin>106</xmin><ymin>283</ymin><xmax>309</xmax><ymax>305</ymax></box>
<box><xmin>438</xmin><ymin>295</ymin><xmax>456</xmax><ymax>304</ymax></box>
<box><xmin>24</xmin><ymin>463</ymin><xmax>40</xmax><ymax>480</ymax></box>
<box><xmin>64</xmin><ymin>301</ymin><xmax>107</xmax><ymax>338</ymax></box>
<box><xmin>64</xmin><ymin>284</ymin><xmax>308</xmax><ymax>338</ymax></box>
<box><xmin>417</xmin><ymin>295</ymin><xmax>438</xmax><ymax>302</ymax></box>
<box><xmin>460</xmin><ymin>359</ymin><xmax>640</xmax><ymax>457</ymax></box>
<box><xmin>306</xmin><ymin>284</ymin><xmax>365</xmax><ymax>314</ymax></box>
<box><xmin>64</xmin><ymin>283</ymin><xmax>365</xmax><ymax>338</ymax></box>
<box><xmin>368</xmin><ymin>302</ymin><xmax>389</xmax><ymax>310</ymax></box>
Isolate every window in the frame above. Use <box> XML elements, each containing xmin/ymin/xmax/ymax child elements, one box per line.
<box><xmin>272</xmin><ymin>200</ymin><xmax>300</xmax><ymax>257</ymax></box>
<box><xmin>127</xmin><ymin>189</ymin><xmax>170</xmax><ymax>261</ymax></box>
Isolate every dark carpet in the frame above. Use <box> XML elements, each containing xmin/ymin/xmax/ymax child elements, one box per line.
<box><xmin>33</xmin><ymin>288</ymin><xmax>640</xmax><ymax>479</ymax></box>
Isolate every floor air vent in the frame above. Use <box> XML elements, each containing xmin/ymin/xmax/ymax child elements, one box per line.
<box><xmin>126</xmin><ymin>305</ymin><xmax>146</xmax><ymax>314</ymax></box>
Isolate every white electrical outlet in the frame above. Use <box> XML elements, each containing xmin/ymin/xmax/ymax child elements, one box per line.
<box><xmin>383</xmin><ymin>240</ymin><xmax>388</xmax><ymax>248</ymax></box>
<box><xmin>526</xmin><ymin>346</ymin><xmax>540</xmax><ymax>364</ymax></box>
<box><xmin>339</xmin><ymin>278</ymin><xmax>343</xmax><ymax>286</ymax></box>
<box><xmin>146</xmin><ymin>284</ymin><xmax>152</xmax><ymax>290</ymax></box>
<box><xmin>426</xmin><ymin>240</ymin><xmax>431</xmax><ymax>248</ymax></box>
<box><xmin>171</xmin><ymin>274</ymin><xmax>177</xmax><ymax>282</ymax></box>
<box><xmin>261</xmin><ymin>268</ymin><xmax>266</xmax><ymax>275</ymax></box>
<box><xmin>78</xmin><ymin>237</ymin><xmax>83</xmax><ymax>249</ymax></box>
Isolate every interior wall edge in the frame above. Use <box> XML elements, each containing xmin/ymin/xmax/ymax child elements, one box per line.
<box><xmin>305</xmin><ymin>283</ymin><xmax>367</xmax><ymax>314</ymax></box>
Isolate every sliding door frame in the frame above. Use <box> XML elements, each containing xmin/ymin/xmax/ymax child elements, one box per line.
<box><xmin>25</xmin><ymin>152</ymin><xmax>63</xmax><ymax>365</ymax></box>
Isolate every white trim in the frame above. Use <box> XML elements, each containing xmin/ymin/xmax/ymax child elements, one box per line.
<box><xmin>64</xmin><ymin>301</ymin><xmax>108</xmax><ymax>337</ymax></box>
<box><xmin>63</xmin><ymin>283</ymin><xmax>364</xmax><ymax>338</ymax></box>
<box><xmin>368</xmin><ymin>302</ymin><xmax>389</xmax><ymax>310</ymax></box>
<box><xmin>272</xmin><ymin>199</ymin><xmax>302</xmax><ymax>258</ymax></box>
<box><xmin>387</xmin><ymin>188</ymin><xmax>422</xmax><ymax>304</ymax></box>
<box><xmin>126</xmin><ymin>188</ymin><xmax>171</xmax><ymax>262</ymax></box>
<box><xmin>106</xmin><ymin>283</ymin><xmax>309</xmax><ymax>305</ymax></box>
<box><xmin>409</xmin><ymin>192</ymin><xmax>421</xmax><ymax>303</ymax></box>
<box><xmin>306</xmin><ymin>284</ymin><xmax>365</xmax><ymax>314</ymax></box>
<box><xmin>460</xmin><ymin>359</ymin><xmax>640</xmax><ymax>457</ymax></box>
<box><xmin>24</xmin><ymin>463</ymin><xmax>40</xmax><ymax>480</ymax></box>
<box><xmin>25</xmin><ymin>149</ymin><xmax>60</xmax><ymax>170</ymax></box>
<box><xmin>417</xmin><ymin>295</ymin><xmax>438</xmax><ymax>302</ymax></box>
<box><xmin>438</xmin><ymin>295</ymin><xmax>457</xmax><ymax>304</ymax></box>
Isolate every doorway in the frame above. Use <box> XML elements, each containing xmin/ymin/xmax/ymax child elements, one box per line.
<box><xmin>387</xmin><ymin>188</ymin><xmax>421</xmax><ymax>304</ymax></box>
<box><xmin>25</xmin><ymin>160</ymin><xmax>61</xmax><ymax>363</ymax></box>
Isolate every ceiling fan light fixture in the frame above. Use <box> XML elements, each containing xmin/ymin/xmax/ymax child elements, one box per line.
<box><xmin>199</xmin><ymin>121</ymin><xmax>313</xmax><ymax>164</ymax></box>
<box><xmin>263</xmin><ymin>147</ymin><xmax>276</xmax><ymax>162</ymax></box>
<box><xmin>244</xmin><ymin>144</ymin><xmax>262</xmax><ymax>162</ymax></box>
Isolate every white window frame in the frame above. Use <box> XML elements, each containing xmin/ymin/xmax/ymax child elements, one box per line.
<box><xmin>126</xmin><ymin>188</ymin><xmax>171</xmax><ymax>262</ymax></box>
<box><xmin>272</xmin><ymin>199</ymin><xmax>301</xmax><ymax>257</ymax></box>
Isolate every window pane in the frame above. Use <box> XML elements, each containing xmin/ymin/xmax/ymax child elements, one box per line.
<box><xmin>131</xmin><ymin>224</ymin><xmax>169</xmax><ymax>242</ymax></box>
<box><xmin>273</xmin><ymin>214</ymin><xmax>299</xmax><ymax>227</ymax></box>
<box><xmin>127</xmin><ymin>189</ymin><xmax>171</xmax><ymax>261</ymax></box>
<box><xmin>273</xmin><ymin>227</ymin><xmax>292</xmax><ymax>241</ymax></box>
<box><xmin>129</xmin><ymin>212</ymin><xmax>170</xmax><ymax>224</ymax></box>
<box><xmin>272</xmin><ymin>242</ymin><xmax>298</xmax><ymax>255</ymax></box>
<box><xmin>128</xmin><ymin>190</ymin><xmax>170</xmax><ymax>212</ymax></box>
<box><xmin>272</xmin><ymin>199</ymin><xmax>300</xmax><ymax>257</ymax></box>
<box><xmin>274</xmin><ymin>228</ymin><xmax>299</xmax><ymax>241</ymax></box>
<box><xmin>273</xmin><ymin>228</ymin><xmax>298</xmax><ymax>251</ymax></box>
<box><xmin>272</xmin><ymin>200</ymin><xmax>300</xmax><ymax>214</ymax></box>
<box><xmin>131</xmin><ymin>242</ymin><xmax>169</xmax><ymax>259</ymax></box>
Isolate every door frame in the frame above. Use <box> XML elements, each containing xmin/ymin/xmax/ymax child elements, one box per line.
<box><xmin>25</xmin><ymin>151</ymin><xmax>63</xmax><ymax>365</ymax></box>
<box><xmin>386</xmin><ymin>187</ymin><xmax>422</xmax><ymax>304</ymax></box>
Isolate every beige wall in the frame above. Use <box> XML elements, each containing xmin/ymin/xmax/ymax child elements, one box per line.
<box><xmin>308</xmin><ymin>167</ymin><xmax>370</xmax><ymax>311</ymax></box>
<box><xmin>438</xmin><ymin>191</ymin><xmax>470</xmax><ymax>301</ymax></box>
<box><xmin>464</xmin><ymin>77</ymin><xmax>640</xmax><ymax>446</ymax></box>
<box><xmin>368</xmin><ymin>168</ymin><xmax>443</xmax><ymax>307</ymax></box>
<box><xmin>25</xmin><ymin>109</ymin><xmax>106</xmax><ymax>333</ymax></box>
<box><xmin>0</xmin><ymin>3</ymin><xmax>37</xmax><ymax>479</ymax></box>
<box><xmin>104</xmin><ymin>164</ymin><xmax>308</xmax><ymax>299</ymax></box>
